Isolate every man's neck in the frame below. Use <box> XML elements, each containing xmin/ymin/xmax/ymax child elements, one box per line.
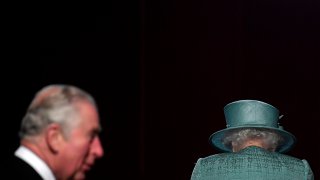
<box><xmin>21</xmin><ymin>139</ymin><xmax>55</xmax><ymax>172</ymax></box>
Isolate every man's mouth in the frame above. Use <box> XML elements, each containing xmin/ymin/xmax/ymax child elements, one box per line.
<box><xmin>82</xmin><ymin>164</ymin><xmax>92</xmax><ymax>171</ymax></box>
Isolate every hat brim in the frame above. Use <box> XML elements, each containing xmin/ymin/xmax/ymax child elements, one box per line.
<box><xmin>209</xmin><ymin>126</ymin><xmax>296</xmax><ymax>153</ymax></box>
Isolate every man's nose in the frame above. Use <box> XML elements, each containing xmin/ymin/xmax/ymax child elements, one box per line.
<box><xmin>91</xmin><ymin>136</ymin><xmax>104</xmax><ymax>158</ymax></box>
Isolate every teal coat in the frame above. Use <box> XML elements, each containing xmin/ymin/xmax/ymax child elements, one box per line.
<box><xmin>191</xmin><ymin>146</ymin><xmax>314</xmax><ymax>180</ymax></box>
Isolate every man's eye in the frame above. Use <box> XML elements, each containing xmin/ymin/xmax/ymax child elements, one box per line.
<box><xmin>89</xmin><ymin>133</ymin><xmax>97</xmax><ymax>142</ymax></box>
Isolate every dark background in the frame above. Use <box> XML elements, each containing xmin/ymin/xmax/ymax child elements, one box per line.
<box><xmin>2</xmin><ymin>1</ymin><xmax>319</xmax><ymax>179</ymax></box>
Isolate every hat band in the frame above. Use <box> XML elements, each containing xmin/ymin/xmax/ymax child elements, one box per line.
<box><xmin>226</xmin><ymin>123</ymin><xmax>279</xmax><ymax>128</ymax></box>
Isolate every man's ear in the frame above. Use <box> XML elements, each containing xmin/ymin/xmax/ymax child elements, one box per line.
<box><xmin>45</xmin><ymin>123</ymin><xmax>64</xmax><ymax>153</ymax></box>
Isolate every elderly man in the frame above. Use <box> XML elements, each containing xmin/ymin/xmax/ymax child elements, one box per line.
<box><xmin>191</xmin><ymin>100</ymin><xmax>314</xmax><ymax>180</ymax></box>
<box><xmin>8</xmin><ymin>84</ymin><xmax>104</xmax><ymax>180</ymax></box>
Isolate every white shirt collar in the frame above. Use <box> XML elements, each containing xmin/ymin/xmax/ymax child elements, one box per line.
<box><xmin>15</xmin><ymin>146</ymin><xmax>56</xmax><ymax>180</ymax></box>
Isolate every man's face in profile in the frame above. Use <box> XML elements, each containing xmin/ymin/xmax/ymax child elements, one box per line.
<box><xmin>59</xmin><ymin>101</ymin><xmax>104</xmax><ymax>180</ymax></box>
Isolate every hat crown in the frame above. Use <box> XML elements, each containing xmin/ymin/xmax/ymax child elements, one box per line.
<box><xmin>209</xmin><ymin>99</ymin><xmax>296</xmax><ymax>153</ymax></box>
<box><xmin>224</xmin><ymin>100</ymin><xmax>280</xmax><ymax>128</ymax></box>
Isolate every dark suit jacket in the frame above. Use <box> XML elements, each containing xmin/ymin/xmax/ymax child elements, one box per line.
<box><xmin>5</xmin><ymin>155</ymin><xmax>43</xmax><ymax>180</ymax></box>
<box><xmin>191</xmin><ymin>146</ymin><xmax>314</xmax><ymax>180</ymax></box>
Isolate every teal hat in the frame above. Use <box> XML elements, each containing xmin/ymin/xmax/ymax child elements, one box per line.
<box><xmin>209</xmin><ymin>100</ymin><xmax>296</xmax><ymax>153</ymax></box>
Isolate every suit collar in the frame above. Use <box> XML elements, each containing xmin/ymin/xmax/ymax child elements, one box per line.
<box><xmin>15</xmin><ymin>146</ymin><xmax>56</xmax><ymax>180</ymax></box>
<box><xmin>237</xmin><ymin>146</ymin><xmax>270</xmax><ymax>154</ymax></box>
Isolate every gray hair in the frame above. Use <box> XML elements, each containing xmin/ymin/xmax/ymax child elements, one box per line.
<box><xmin>222</xmin><ymin>128</ymin><xmax>284</xmax><ymax>152</ymax></box>
<box><xmin>19</xmin><ymin>84</ymin><xmax>96</xmax><ymax>139</ymax></box>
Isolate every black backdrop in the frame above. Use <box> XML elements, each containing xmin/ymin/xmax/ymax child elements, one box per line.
<box><xmin>2</xmin><ymin>1</ymin><xmax>319</xmax><ymax>179</ymax></box>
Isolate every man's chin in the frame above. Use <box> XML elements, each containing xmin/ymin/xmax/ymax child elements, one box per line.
<box><xmin>72</xmin><ymin>171</ymin><xmax>86</xmax><ymax>180</ymax></box>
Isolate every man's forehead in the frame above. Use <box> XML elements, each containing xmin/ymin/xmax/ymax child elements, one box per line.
<box><xmin>74</xmin><ymin>101</ymin><xmax>100</xmax><ymax>128</ymax></box>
